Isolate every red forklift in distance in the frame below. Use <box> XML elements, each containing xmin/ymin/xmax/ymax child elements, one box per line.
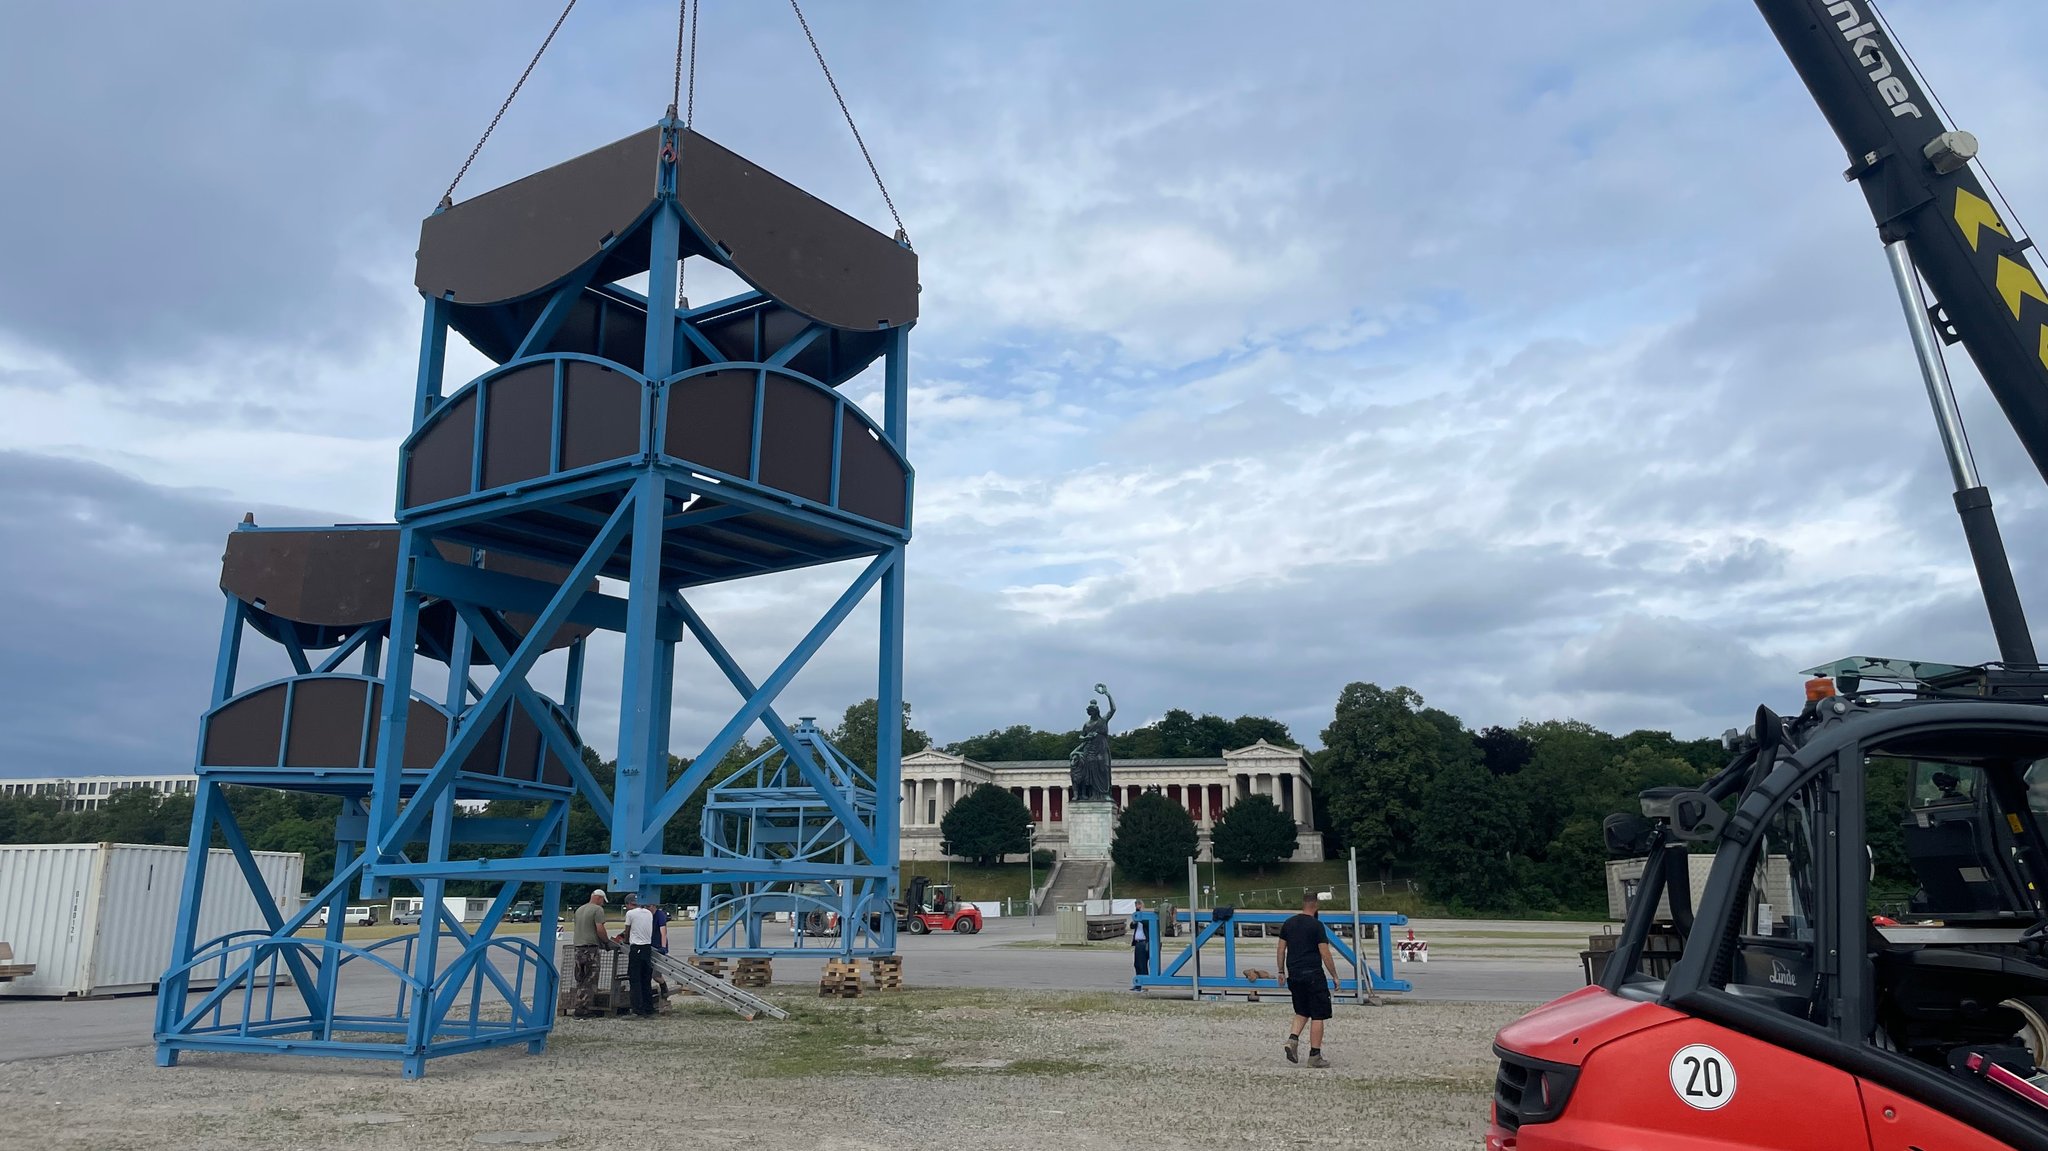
<box><xmin>895</xmin><ymin>875</ymin><xmax>982</xmax><ymax>935</ymax></box>
<box><xmin>1490</xmin><ymin>2</ymin><xmax>2048</xmax><ymax>1146</ymax></box>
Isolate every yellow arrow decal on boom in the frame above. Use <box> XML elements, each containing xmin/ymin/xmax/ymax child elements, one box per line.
<box><xmin>2039</xmin><ymin>324</ymin><xmax>2048</xmax><ymax>373</ymax></box>
<box><xmin>1996</xmin><ymin>255</ymin><xmax>2048</xmax><ymax>319</ymax></box>
<box><xmin>1955</xmin><ymin>187</ymin><xmax>2011</xmax><ymax>252</ymax></box>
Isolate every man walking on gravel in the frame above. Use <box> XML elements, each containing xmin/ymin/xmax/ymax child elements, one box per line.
<box><xmin>1276</xmin><ymin>892</ymin><xmax>1337</xmax><ymax>1067</ymax></box>
<box><xmin>570</xmin><ymin>888</ymin><xmax>614</xmax><ymax>1017</ymax></box>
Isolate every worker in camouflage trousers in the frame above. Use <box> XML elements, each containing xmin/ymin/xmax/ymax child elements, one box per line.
<box><xmin>569</xmin><ymin>888</ymin><xmax>616</xmax><ymax>1016</ymax></box>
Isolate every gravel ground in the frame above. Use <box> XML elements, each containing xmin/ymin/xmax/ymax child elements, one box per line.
<box><xmin>0</xmin><ymin>990</ymin><xmax>1523</xmax><ymax>1150</ymax></box>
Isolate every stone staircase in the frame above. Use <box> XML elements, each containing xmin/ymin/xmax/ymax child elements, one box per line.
<box><xmin>1038</xmin><ymin>859</ymin><xmax>1111</xmax><ymax>913</ymax></box>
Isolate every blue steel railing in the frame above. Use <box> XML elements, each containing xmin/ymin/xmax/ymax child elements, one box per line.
<box><xmin>157</xmin><ymin>932</ymin><xmax>553</xmax><ymax>1061</ymax></box>
<box><xmin>695</xmin><ymin>887</ymin><xmax>896</xmax><ymax>956</ymax></box>
<box><xmin>1131</xmin><ymin>909</ymin><xmax>1413</xmax><ymax>996</ymax></box>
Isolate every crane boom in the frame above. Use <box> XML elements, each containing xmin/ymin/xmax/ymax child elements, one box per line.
<box><xmin>1757</xmin><ymin>0</ymin><xmax>2042</xmax><ymax>665</ymax></box>
<box><xmin>1756</xmin><ymin>0</ymin><xmax>2048</xmax><ymax>483</ymax></box>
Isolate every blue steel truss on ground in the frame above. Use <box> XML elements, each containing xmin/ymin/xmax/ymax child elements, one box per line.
<box><xmin>155</xmin><ymin>115</ymin><xmax>916</xmax><ymax>1077</ymax></box>
<box><xmin>1131</xmin><ymin>910</ymin><xmax>1414</xmax><ymax>998</ymax></box>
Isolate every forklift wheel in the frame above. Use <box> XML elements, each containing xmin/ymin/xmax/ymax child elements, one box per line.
<box><xmin>2007</xmin><ymin>996</ymin><xmax>2048</xmax><ymax>1066</ymax></box>
<box><xmin>953</xmin><ymin>918</ymin><xmax>978</xmax><ymax>935</ymax></box>
<box><xmin>907</xmin><ymin>918</ymin><xmax>929</xmax><ymax>935</ymax></box>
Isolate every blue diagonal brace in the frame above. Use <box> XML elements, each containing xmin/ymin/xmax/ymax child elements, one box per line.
<box><xmin>639</xmin><ymin>551</ymin><xmax>896</xmax><ymax>837</ymax></box>
<box><xmin>454</xmin><ymin>602</ymin><xmax>612</xmax><ymax>827</ymax></box>
<box><xmin>374</xmin><ymin>495</ymin><xmax>633</xmax><ymax>856</ymax></box>
<box><xmin>669</xmin><ymin>590</ymin><xmax>880</xmax><ymax>862</ymax></box>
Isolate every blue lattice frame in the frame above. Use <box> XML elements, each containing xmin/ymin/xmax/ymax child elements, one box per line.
<box><xmin>158</xmin><ymin>113</ymin><xmax>911</xmax><ymax>1078</ymax></box>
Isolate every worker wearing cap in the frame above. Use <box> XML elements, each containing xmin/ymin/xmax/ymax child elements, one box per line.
<box><xmin>569</xmin><ymin>888</ymin><xmax>615</xmax><ymax>1017</ymax></box>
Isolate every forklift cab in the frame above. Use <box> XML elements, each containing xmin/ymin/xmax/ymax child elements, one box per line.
<box><xmin>1498</xmin><ymin>673</ymin><xmax>2048</xmax><ymax>1147</ymax></box>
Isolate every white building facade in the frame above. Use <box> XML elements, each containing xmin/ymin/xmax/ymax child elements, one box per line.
<box><xmin>0</xmin><ymin>774</ymin><xmax>199</xmax><ymax>811</ymax></box>
<box><xmin>899</xmin><ymin>739</ymin><xmax>1323</xmax><ymax>863</ymax></box>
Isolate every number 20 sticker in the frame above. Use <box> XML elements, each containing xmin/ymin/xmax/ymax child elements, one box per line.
<box><xmin>1669</xmin><ymin>1044</ymin><xmax>1736</xmax><ymax>1110</ymax></box>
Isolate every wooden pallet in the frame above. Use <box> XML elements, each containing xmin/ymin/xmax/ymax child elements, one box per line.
<box><xmin>732</xmin><ymin>957</ymin><xmax>773</xmax><ymax>989</ymax></box>
<box><xmin>867</xmin><ymin>955</ymin><xmax>903</xmax><ymax>991</ymax></box>
<box><xmin>0</xmin><ymin>942</ymin><xmax>33</xmax><ymax>983</ymax></box>
<box><xmin>677</xmin><ymin>955</ymin><xmax>727</xmax><ymax>995</ymax></box>
<box><xmin>819</xmin><ymin>958</ymin><xmax>863</xmax><ymax>998</ymax></box>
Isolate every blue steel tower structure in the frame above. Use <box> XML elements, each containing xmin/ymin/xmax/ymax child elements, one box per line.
<box><xmin>155</xmin><ymin>116</ymin><xmax>915</xmax><ymax>1077</ymax></box>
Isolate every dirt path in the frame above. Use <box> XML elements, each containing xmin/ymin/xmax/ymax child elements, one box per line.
<box><xmin>0</xmin><ymin>990</ymin><xmax>1521</xmax><ymax>1149</ymax></box>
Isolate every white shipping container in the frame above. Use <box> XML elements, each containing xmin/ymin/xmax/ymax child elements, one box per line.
<box><xmin>442</xmin><ymin>896</ymin><xmax>492</xmax><ymax>923</ymax></box>
<box><xmin>0</xmin><ymin>842</ymin><xmax>305</xmax><ymax>998</ymax></box>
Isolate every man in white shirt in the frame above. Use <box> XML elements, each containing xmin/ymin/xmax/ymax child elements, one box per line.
<box><xmin>620</xmin><ymin>893</ymin><xmax>656</xmax><ymax>1017</ymax></box>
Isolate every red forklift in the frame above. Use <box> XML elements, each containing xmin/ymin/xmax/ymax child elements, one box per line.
<box><xmin>1491</xmin><ymin>2</ymin><xmax>2048</xmax><ymax>1145</ymax></box>
<box><xmin>895</xmin><ymin>875</ymin><xmax>982</xmax><ymax>935</ymax></box>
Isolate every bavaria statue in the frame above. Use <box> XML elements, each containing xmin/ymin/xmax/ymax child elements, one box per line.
<box><xmin>1067</xmin><ymin>683</ymin><xmax>1116</xmax><ymax>803</ymax></box>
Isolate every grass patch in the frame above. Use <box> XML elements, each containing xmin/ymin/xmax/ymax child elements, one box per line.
<box><xmin>1004</xmin><ymin>1058</ymin><xmax>1100</xmax><ymax>1076</ymax></box>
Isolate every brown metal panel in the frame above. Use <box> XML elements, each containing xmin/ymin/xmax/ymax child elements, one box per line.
<box><xmin>549</xmin><ymin>296</ymin><xmax>601</xmax><ymax>359</ymax></box>
<box><xmin>201</xmin><ymin>683</ymin><xmax>289</xmax><ymax>767</ymax></box>
<box><xmin>463</xmin><ymin>714</ymin><xmax>508</xmax><ymax>778</ymax></box>
<box><xmin>559</xmin><ymin>360</ymin><xmax>642</xmax><ymax>470</ymax></box>
<box><xmin>403</xmin><ymin>697</ymin><xmax>450</xmax><ymax>770</ymax></box>
<box><xmin>501</xmin><ymin>707</ymin><xmax>544</xmax><ymax>782</ymax></box>
<box><xmin>664</xmin><ymin>369</ymin><xmax>756</xmax><ymax>478</ymax></box>
<box><xmin>481</xmin><ymin>363</ymin><xmax>556</xmax><ymax>490</ymax></box>
<box><xmin>757</xmin><ymin>372</ymin><xmax>835</xmax><ymax>503</ymax></box>
<box><xmin>405</xmin><ymin>392</ymin><xmax>476</xmax><ymax>509</ymax></box>
<box><xmin>220</xmin><ymin>528</ymin><xmax>401</xmax><ymax>628</ymax></box>
<box><xmin>837</xmin><ymin>410</ymin><xmax>907</xmax><ymax>527</ymax></box>
<box><xmin>282</xmin><ymin>677</ymin><xmax>373</xmax><ymax>768</ymax></box>
<box><xmin>677</xmin><ymin>130</ymin><xmax>918</xmax><ymax>330</ymax></box>
<box><xmin>415</xmin><ymin>127</ymin><xmax>662</xmax><ymax>306</ymax></box>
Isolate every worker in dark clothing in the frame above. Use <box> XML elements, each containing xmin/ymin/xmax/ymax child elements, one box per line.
<box><xmin>1276</xmin><ymin>892</ymin><xmax>1337</xmax><ymax>1067</ymax></box>
<box><xmin>1129</xmin><ymin>900</ymin><xmax>1151</xmax><ymax>991</ymax></box>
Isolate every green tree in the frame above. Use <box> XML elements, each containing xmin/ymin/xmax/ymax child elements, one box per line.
<box><xmin>1315</xmin><ymin>683</ymin><xmax>1445</xmax><ymax>881</ymax></box>
<box><xmin>1227</xmin><ymin>715</ymin><xmax>1297</xmax><ymax>749</ymax></box>
<box><xmin>1415</xmin><ymin>753</ymin><xmax>1528</xmax><ymax>913</ymax></box>
<box><xmin>946</xmin><ymin>724</ymin><xmax>1077</xmax><ymax>762</ymax></box>
<box><xmin>832</xmin><ymin>698</ymin><xmax>931</xmax><ymax>774</ymax></box>
<box><xmin>939</xmin><ymin>784</ymin><xmax>1030</xmax><ymax>865</ymax></box>
<box><xmin>1209</xmin><ymin>794</ymin><xmax>1297</xmax><ymax>874</ymax></box>
<box><xmin>1111</xmin><ymin>791</ymin><xmax>1199</xmax><ymax>883</ymax></box>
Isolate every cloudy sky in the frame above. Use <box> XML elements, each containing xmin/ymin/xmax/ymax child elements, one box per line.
<box><xmin>7</xmin><ymin>1</ymin><xmax>2048</xmax><ymax>778</ymax></box>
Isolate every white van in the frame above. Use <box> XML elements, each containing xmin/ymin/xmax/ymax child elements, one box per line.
<box><xmin>310</xmin><ymin>905</ymin><xmax>379</xmax><ymax>928</ymax></box>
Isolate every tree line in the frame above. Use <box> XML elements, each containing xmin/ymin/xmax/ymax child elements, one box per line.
<box><xmin>0</xmin><ymin>687</ymin><xmax>1914</xmax><ymax>917</ymax></box>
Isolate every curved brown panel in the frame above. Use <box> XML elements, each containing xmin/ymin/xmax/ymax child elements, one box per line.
<box><xmin>678</xmin><ymin>130</ymin><xmax>918</xmax><ymax>331</ymax></box>
<box><xmin>202</xmin><ymin>682</ymin><xmax>290</xmax><ymax>767</ymax></box>
<box><xmin>220</xmin><ymin>528</ymin><xmax>400</xmax><ymax>629</ymax></box>
<box><xmin>837</xmin><ymin>411</ymin><xmax>908</xmax><ymax>528</ymax></box>
<box><xmin>559</xmin><ymin>360</ymin><xmax>642</xmax><ymax>470</ymax></box>
<box><xmin>405</xmin><ymin>391</ymin><xmax>476</xmax><ymax>508</ymax></box>
<box><xmin>758</xmin><ymin>373</ymin><xmax>834</xmax><ymax>503</ymax></box>
<box><xmin>415</xmin><ymin>127</ymin><xmax>662</xmax><ymax>306</ymax></box>
<box><xmin>481</xmin><ymin>363</ymin><xmax>556</xmax><ymax>489</ymax></box>
<box><xmin>664</xmin><ymin>370</ymin><xmax>755</xmax><ymax>478</ymax></box>
<box><xmin>282</xmin><ymin>676</ymin><xmax>374</xmax><ymax>768</ymax></box>
<box><xmin>415</xmin><ymin>123</ymin><xmax>915</xmax><ymax>331</ymax></box>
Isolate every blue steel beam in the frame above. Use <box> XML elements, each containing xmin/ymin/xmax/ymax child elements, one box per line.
<box><xmin>611</xmin><ymin>472</ymin><xmax>674</xmax><ymax>893</ymax></box>
<box><xmin>412</xmin><ymin>554</ymin><xmax>633</xmax><ymax>635</ymax></box>
<box><xmin>415</xmin><ymin>294</ymin><xmax>449</xmax><ymax>425</ymax></box>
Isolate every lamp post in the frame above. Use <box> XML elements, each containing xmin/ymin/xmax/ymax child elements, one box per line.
<box><xmin>1025</xmin><ymin>823</ymin><xmax>1040</xmax><ymax>924</ymax></box>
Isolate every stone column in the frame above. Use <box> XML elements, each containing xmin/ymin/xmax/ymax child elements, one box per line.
<box><xmin>1278</xmin><ymin>773</ymin><xmax>1293</xmax><ymax>821</ymax></box>
<box><xmin>1294</xmin><ymin>775</ymin><xmax>1312</xmax><ymax>827</ymax></box>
